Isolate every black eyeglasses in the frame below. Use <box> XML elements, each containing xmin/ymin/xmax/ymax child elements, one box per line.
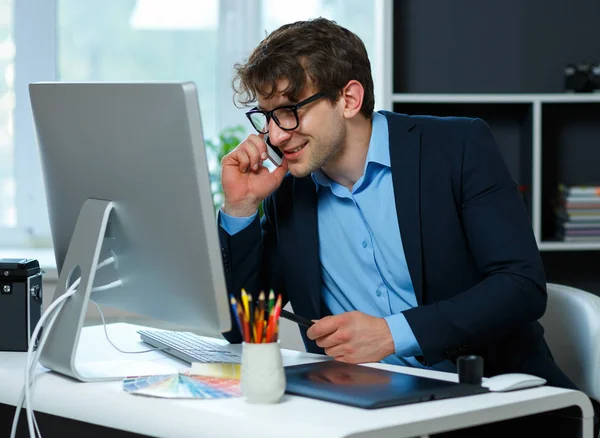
<box><xmin>245</xmin><ymin>90</ymin><xmax>328</xmax><ymax>134</ymax></box>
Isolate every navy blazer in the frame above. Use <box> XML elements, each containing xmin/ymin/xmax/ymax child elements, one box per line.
<box><xmin>219</xmin><ymin>111</ymin><xmax>576</xmax><ymax>389</ymax></box>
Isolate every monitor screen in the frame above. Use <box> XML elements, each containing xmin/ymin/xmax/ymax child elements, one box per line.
<box><xmin>29</xmin><ymin>82</ymin><xmax>231</xmax><ymax>381</ymax></box>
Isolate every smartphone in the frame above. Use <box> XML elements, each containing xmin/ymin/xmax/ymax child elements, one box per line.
<box><xmin>264</xmin><ymin>134</ymin><xmax>283</xmax><ymax>167</ymax></box>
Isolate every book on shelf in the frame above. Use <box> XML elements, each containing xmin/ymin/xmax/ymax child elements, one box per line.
<box><xmin>563</xmin><ymin>201</ymin><xmax>600</xmax><ymax>209</ymax></box>
<box><xmin>558</xmin><ymin>184</ymin><xmax>600</xmax><ymax>198</ymax></box>
<box><xmin>554</xmin><ymin>184</ymin><xmax>600</xmax><ymax>241</ymax></box>
<box><xmin>556</xmin><ymin>227</ymin><xmax>600</xmax><ymax>241</ymax></box>
<box><xmin>561</xmin><ymin>221</ymin><xmax>600</xmax><ymax>230</ymax></box>
<box><xmin>555</xmin><ymin>209</ymin><xmax>600</xmax><ymax>222</ymax></box>
<box><xmin>562</xmin><ymin>236</ymin><xmax>600</xmax><ymax>242</ymax></box>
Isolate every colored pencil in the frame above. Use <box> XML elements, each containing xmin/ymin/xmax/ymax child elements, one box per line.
<box><xmin>265</xmin><ymin>307</ymin><xmax>276</xmax><ymax>343</ymax></box>
<box><xmin>243</xmin><ymin>293</ymin><xmax>252</xmax><ymax>343</ymax></box>
<box><xmin>247</xmin><ymin>292</ymin><xmax>254</xmax><ymax>342</ymax></box>
<box><xmin>265</xmin><ymin>294</ymin><xmax>281</xmax><ymax>343</ymax></box>
<box><xmin>237</xmin><ymin>303</ymin><xmax>248</xmax><ymax>342</ymax></box>
<box><xmin>253</xmin><ymin>306</ymin><xmax>259</xmax><ymax>342</ymax></box>
<box><xmin>272</xmin><ymin>294</ymin><xmax>282</xmax><ymax>341</ymax></box>
<box><xmin>229</xmin><ymin>295</ymin><xmax>243</xmax><ymax>337</ymax></box>
<box><xmin>268</xmin><ymin>289</ymin><xmax>275</xmax><ymax>317</ymax></box>
<box><xmin>257</xmin><ymin>291</ymin><xmax>265</xmax><ymax>343</ymax></box>
<box><xmin>241</xmin><ymin>289</ymin><xmax>250</xmax><ymax>322</ymax></box>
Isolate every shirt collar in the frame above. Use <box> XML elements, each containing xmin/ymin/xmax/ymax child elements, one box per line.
<box><xmin>312</xmin><ymin>111</ymin><xmax>390</xmax><ymax>189</ymax></box>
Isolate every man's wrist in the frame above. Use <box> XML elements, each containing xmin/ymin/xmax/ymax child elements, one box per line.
<box><xmin>222</xmin><ymin>202</ymin><xmax>259</xmax><ymax>218</ymax></box>
<box><xmin>379</xmin><ymin>318</ymin><xmax>396</xmax><ymax>357</ymax></box>
<box><xmin>383</xmin><ymin>314</ymin><xmax>423</xmax><ymax>358</ymax></box>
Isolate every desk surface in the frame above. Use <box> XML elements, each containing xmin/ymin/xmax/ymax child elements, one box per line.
<box><xmin>0</xmin><ymin>323</ymin><xmax>594</xmax><ymax>438</ymax></box>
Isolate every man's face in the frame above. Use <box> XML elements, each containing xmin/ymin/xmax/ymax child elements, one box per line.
<box><xmin>256</xmin><ymin>81</ymin><xmax>346</xmax><ymax>178</ymax></box>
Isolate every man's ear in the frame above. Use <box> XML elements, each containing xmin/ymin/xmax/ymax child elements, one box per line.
<box><xmin>340</xmin><ymin>80</ymin><xmax>364</xmax><ymax>119</ymax></box>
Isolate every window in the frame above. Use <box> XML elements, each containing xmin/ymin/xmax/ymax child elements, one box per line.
<box><xmin>1</xmin><ymin>0</ymin><xmax>390</xmax><ymax>256</ymax></box>
<box><xmin>262</xmin><ymin>0</ymin><xmax>375</xmax><ymax>54</ymax></box>
<box><xmin>59</xmin><ymin>0</ymin><xmax>219</xmax><ymax>139</ymax></box>
<box><xmin>0</xmin><ymin>0</ymin><xmax>14</xmax><ymax>230</ymax></box>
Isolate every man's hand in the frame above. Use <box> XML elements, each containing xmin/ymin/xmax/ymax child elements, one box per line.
<box><xmin>306</xmin><ymin>311</ymin><xmax>395</xmax><ymax>363</ymax></box>
<box><xmin>221</xmin><ymin>134</ymin><xmax>289</xmax><ymax>217</ymax></box>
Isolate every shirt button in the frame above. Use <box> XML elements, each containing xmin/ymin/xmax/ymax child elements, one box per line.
<box><xmin>361</xmin><ymin>240</ymin><xmax>368</xmax><ymax>248</ymax></box>
<box><xmin>376</xmin><ymin>289</ymin><xmax>382</xmax><ymax>297</ymax></box>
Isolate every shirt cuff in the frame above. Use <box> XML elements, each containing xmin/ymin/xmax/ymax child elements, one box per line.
<box><xmin>218</xmin><ymin>208</ymin><xmax>258</xmax><ymax>236</ymax></box>
<box><xmin>384</xmin><ymin>313</ymin><xmax>423</xmax><ymax>358</ymax></box>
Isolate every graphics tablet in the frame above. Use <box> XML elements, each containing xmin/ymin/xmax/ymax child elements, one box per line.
<box><xmin>285</xmin><ymin>360</ymin><xmax>489</xmax><ymax>409</ymax></box>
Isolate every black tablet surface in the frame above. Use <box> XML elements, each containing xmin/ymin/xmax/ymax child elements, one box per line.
<box><xmin>284</xmin><ymin>360</ymin><xmax>489</xmax><ymax>409</ymax></box>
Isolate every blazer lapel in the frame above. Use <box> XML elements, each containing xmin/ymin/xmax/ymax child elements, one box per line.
<box><xmin>386</xmin><ymin>113</ymin><xmax>424</xmax><ymax>305</ymax></box>
<box><xmin>290</xmin><ymin>177</ymin><xmax>323</xmax><ymax>316</ymax></box>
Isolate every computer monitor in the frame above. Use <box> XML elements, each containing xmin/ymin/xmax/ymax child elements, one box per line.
<box><xmin>29</xmin><ymin>82</ymin><xmax>231</xmax><ymax>381</ymax></box>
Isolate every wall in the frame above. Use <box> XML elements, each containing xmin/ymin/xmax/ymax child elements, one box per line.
<box><xmin>393</xmin><ymin>0</ymin><xmax>600</xmax><ymax>93</ymax></box>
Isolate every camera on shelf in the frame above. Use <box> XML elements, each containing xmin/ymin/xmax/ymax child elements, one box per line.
<box><xmin>564</xmin><ymin>62</ymin><xmax>600</xmax><ymax>92</ymax></box>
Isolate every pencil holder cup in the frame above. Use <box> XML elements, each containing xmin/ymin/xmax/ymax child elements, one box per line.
<box><xmin>240</xmin><ymin>341</ymin><xmax>286</xmax><ymax>404</ymax></box>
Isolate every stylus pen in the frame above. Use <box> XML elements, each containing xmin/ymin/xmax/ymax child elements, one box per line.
<box><xmin>280</xmin><ymin>309</ymin><xmax>314</xmax><ymax>328</ymax></box>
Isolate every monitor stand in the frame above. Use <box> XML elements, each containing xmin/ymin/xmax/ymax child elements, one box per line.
<box><xmin>39</xmin><ymin>199</ymin><xmax>167</xmax><ymax>382</ymax></box>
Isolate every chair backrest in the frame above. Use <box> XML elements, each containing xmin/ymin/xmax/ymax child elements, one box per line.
<box><xmin>540</xmin><ymin>283</ymin><xmax>600</xmax><ymax>401</ymax></box>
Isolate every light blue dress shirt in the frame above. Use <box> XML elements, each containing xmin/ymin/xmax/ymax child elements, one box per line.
<box><xmin>220</xmin><ymin>112</ymin><xmax>455</xmax><ymax>372</ymax></box>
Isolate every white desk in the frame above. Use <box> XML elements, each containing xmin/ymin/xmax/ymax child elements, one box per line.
<box><xmin>0</xmin><ymin>323</ymin><xmax>594</xmax><ymax>438</ymax></box>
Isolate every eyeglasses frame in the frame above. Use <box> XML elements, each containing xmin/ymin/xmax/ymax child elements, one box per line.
<box><xmin>245</xmin><ymin>90</ymin><xmax>329</xmax><ymax>134</ymax></box>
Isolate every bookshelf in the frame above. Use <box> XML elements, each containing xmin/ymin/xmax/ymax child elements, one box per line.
<box><xmin>391</xmin><ymin>94</ymin><xmax>600</xmax><ymax>292</ymax></box>
<box><xmin>392</xmin><ymin>93</ymin><xmax>600</xmax><ymax>252</ymax></box>
<box><xmin>386</xmin><ymin>1</ymin><xmax>600</xmax><ymax>291</ymax></box>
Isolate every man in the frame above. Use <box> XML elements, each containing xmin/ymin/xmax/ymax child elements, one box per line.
<box><xmin>218</xmin><ymin>17</ymin><xmax>573</xmax><ymax>388</ymax></box>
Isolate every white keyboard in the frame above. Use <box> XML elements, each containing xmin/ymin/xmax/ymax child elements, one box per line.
<box><xmin>138</xmin><ymin>329</ymin><xmax>240</xmax><ymax>364</ymax></box>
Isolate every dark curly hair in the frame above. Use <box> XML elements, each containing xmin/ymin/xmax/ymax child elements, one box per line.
<box><xmin>233</xmin><ymin>17</ymin><xmax>374</xmax><ymax>118</ymax></box>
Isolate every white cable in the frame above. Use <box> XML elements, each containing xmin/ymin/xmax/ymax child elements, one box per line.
<box><xmin>19</xmin><ymin>279</ymin><xmax>119</xmax><ymax>436</ymax></box>
<box><xmin>91</xmin><ymin>280</ymin><xmax>122</xmax><ymax>293</ymax></box>
<box><xmin>17</xmin><ymin>282</ymin><xmax>77</xmax><ymax>438</ymax></box>
<box><xmin>11</xmin><ymin>298</ymin><xmax>67</xmax><ymax>438</ymax></box>
<box><xmin>56</xmin><ymin>256</ymin><xmax>116</xmax><ymax>293</ymax></box>
<box><xmin>95</xmin><ymin>256</ymin><xmax>116</xmax><ymax>271</ymax></box>
<box><xmin>14</xmin><ymin>279</ymin><xmax>80</xmax><ymax>437</ymax></box>
<box><xmin>27</xmin><ymin>283</ymin><xmax>77</xmax><ymax>437</ymax></box>
<box><xmin>90</xmin><ymin>300</ymin><xmax>206</xmax><ymax>356</ymax></box>
<box><xmin>89</xmin><ymin>300</ymin><xmax>167</xmax><ymax>354</ymax></box>
<box><xmin>12</xmin><ymin>256</ymin><xmax>117</xmax><ymax>438</ymax></box>
<box><xmin>29</xmin><ymin>302</ymin><xmax>67</xmax><ymax>427</ymax></box>
<box><xmin>30</xmin><ymin>304</ymin><xmax>66</xmax><ymax>436</ymax></box>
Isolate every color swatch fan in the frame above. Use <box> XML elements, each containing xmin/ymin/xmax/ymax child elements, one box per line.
<box><xmin>123</xmin><ymin>363</ymin><xmax>242</xmax><ymax>399</ymax></box>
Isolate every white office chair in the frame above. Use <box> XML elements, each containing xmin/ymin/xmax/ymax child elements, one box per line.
<box><xmin>540</xmin><ymin>283</ymin><xmax>600</xmax><ymax>402</ymax></box>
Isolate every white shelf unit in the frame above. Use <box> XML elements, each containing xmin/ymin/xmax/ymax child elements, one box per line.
<box><xmin>391</xmin><ymin>93</ymin><xmax>600</xmax><ymax>252</ymax></box>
